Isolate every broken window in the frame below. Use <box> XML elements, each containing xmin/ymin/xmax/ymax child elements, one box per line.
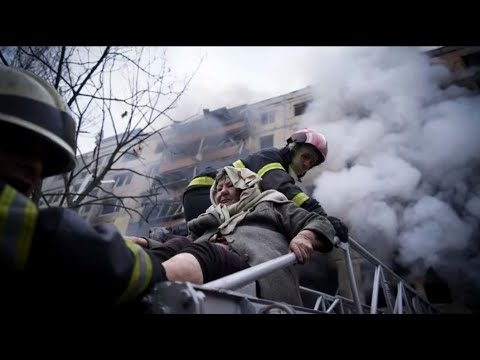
<box><xmin>294</xmin><ymin>101</ymin><xmax>311</xmax><ymax>116</ymax></box>
<box><xmin>78</xmin><ymin>171</ymin><xmax>88</xmax><ymax>180</ymax></box>
<box><xmin>101</xmin><ymin>198</ymin><xmax>121</xmax><ymax>215</ymax></box>
<box><xmin>96</xmin><ymin>154</ymin><xmax>110</xmax><ymax>168</ymax></box>
<box><xmin>46</xmin><ymin>190</ymin><xmax>63</xmax><ymax>204</ymax></box>
<box><xmin>113</xmin><ymin>173</ymin><xmax>133</xmax><ymax>187</ymax></box>
<box><xmin>462</xmin><ymin>52</ymin><xmax>480</xmax><ymax>68</ymax></box>
<box><xmin>81</xmin><ymin>189</ymin><xmax>99</xmax><ymax>214</ymax></box>
<box><xmin>153</xmin><ymin>169</ymin><xmax>193</xmax><ymax>188</ymax></box>
<box><xmin>202</xmin><ymin>135</ymin><xmax>240</xmax><ymax>153</ymax></box>
<box><xmin>261</xmin><ymin>111</ymin><xmax>275</xmax><ymax>125</ymax></box>
<box><xmin>71</xmin><ymin>183</ymin><xmax>81</xmax><ymax>194</ymax></box>
<box><xmin>260</xmin><ymin>134</ymin><xmax>274</xmax><ymax>149</ymax></box>
<box><xmin>142</xmin><ymin>201</ymin><xmax>183</xmax><ymax>221</ymax></box>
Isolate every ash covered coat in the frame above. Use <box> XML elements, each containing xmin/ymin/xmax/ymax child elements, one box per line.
<box><xmin>188</xmin><ymin>197</ymin><xmax>336</xmax><ymax>306</ymax></box>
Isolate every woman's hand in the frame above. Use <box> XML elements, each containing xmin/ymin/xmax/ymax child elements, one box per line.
<box><xmin>289</xmin><ymin>230</ymin><xmax>316</xmax><ymax>264</ymax></box>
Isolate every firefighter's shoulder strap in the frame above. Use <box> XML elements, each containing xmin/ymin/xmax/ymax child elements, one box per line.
<box><xmin>186</xmin><ymin>166</ymin><xmax>218</xmax><ymax>190</ymax></box>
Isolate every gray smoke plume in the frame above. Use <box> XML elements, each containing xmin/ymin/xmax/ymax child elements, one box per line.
<box><xmin>302</xmin><ymin>47</ymin><xmax>480</xmax><ymax>305</ymax></box>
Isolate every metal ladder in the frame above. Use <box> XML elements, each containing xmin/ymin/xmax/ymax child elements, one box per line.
<box><xmin>147</xmin><ymin>237</ymin><xmax>438</xmax><ymax>314</ymax></box>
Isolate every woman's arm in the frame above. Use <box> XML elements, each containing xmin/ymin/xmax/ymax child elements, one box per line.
<box><xmin>274</xmin><ymin>201</ymin><xmax>336</xmax><ymax>263</ymax></box>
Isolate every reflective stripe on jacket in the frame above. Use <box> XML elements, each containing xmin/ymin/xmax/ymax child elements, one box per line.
<box><xmin>186</xmin><ymin>147</ymin><xmax>326</xmax><ymax>215</ymax></box>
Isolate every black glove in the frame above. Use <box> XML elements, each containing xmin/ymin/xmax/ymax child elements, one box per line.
<box><xmin>327</xmin><ymin>216</ymin><xmax>349</xmax><ymax>243</ymax></box>
<box><xmin>148</xmin><ymin>227</ymin><xmax>171</xmax><ymax>243</ymax></box>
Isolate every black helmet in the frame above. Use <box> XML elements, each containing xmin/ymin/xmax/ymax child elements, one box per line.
<box><xmin>0</xmin><ymin>66</ymin><xmax>76</xmax><ymax>177</ymax></box>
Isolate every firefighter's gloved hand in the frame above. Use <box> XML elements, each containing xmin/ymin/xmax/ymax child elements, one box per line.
<box><xmin>125</xmin><ymin>236</ymin><xmax>149</xmax><ymax>247</ymax></box>
<box><xmin>327</xmin><ymin>216</ymin><xmax>349</xmax><ymax>243</ymax></box>
<box><xmin>149</xmin><ymin>227</ymin><xmax>172</xmax><ymax>243</ymax></box>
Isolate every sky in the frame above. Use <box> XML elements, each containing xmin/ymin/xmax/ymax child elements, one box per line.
<box><xmin>166</xmin><ymin>46</ymin><xmax>326</xmax><ymax>115</ymax></box>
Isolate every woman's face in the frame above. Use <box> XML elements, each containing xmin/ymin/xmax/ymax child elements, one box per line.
<box><xmin>215</xmin><ymin>176</ymin><xmax>242</xmax><ymax>205</ymax></box>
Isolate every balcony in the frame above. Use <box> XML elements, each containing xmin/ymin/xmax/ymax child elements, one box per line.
<box><xmin>158</xmin><ymin>142</ymin><xmax>243</xmax><ymax>173</ymax></box>
<box><xmin>168</xmin><ymin>120</ymin><xmax>249</xmax><ymax>146</ymax></box>
<box><xmin>203</xmin><ymin>142</ymin><xmax>243</xmax><ymax>161</ymax></box>
<box><xmin>158</xmin><ymin>157</ymin><xmax>196</xmax><ymax>173</ymax></box>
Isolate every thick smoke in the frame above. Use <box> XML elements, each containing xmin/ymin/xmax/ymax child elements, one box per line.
<box><xmin>302</xmin><ymin>47</ymin><xmax>480</xmax><ymax>302</ymax></box>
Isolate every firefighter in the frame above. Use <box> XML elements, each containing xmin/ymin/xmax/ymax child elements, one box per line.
<box><xmin>0</xmin><ymin>66</ymin><xmax>163</xmax><ymax>313</ymax></box>
<box><xmin>183</xmin><ymin>128</ymin><xmax>349</xmax><ymax>243</ymax></box>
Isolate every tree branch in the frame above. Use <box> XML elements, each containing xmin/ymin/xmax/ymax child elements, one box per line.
<box><xmin>54</xmin><ymin>46</ymin><xmax>66</xmax><ymax>89</ymax></box>
<box><xmin>67</xmin><ymin>46</ymin><xmax>111</xmax><ymax>106</ymax></box>
<box><xmin>0</xmin><ymin>51</ymin><xmax>9</xmax><ymax>66</ymax></box>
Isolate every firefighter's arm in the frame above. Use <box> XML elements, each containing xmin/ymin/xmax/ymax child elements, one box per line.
<box><xmin>0</xmin><ymin>181</ymin><xmax>162</xmax><ymax>305</ymax></box>
<box><xmin>261</xmin><ymin>169</ymin><xmax>328</xmax><ymax>216</ymax></box>
<box><xmin>32</xmin><ymin>207</ymin><xmax>164</xmax><ymax>305</ymax></box>
<box><xmin>258</xmin><ymin>157</ymin><xmax>349</xmax><ymax>242</ymax></box>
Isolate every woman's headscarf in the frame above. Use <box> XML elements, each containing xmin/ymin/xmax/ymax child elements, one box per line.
<box><xmin>195</xmin><ymin>166</ymin><xmax>289</xmax><ymax>236</ymax></box>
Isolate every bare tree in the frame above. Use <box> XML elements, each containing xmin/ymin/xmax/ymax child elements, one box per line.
<box><xmin>0</xmin><ymin>46</ymin><xmax>201</xmax><ymax>224</ymax></box>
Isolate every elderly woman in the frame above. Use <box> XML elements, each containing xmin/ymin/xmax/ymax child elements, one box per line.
<box><xmin>133</xmin><ymin>166</ymin><xmax>336</xmax><ymax>306</ymax></box>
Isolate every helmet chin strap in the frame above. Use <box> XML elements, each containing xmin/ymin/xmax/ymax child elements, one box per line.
<box><xmin>290</xmin><ymin>144</ymin><xmax>306</xmax><ymax>180</ymax></box>
<box><xmin>288</xmin><ymin>164</ymin><xmax>304</xmax><ymax>182</ymax></box>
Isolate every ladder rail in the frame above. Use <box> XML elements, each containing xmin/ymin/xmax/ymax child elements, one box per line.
<box><xmin>148</xmin><ymin>234</ymin><xmax>438</xmax><ymax>314</ymax></box>
<box><xmin>339</xmin><ymin>237</ymin><xmax>437</xmax><ymax>313</ymax></box>
<box><xmin>340</xmin><ymin>239</ymin><xmax>364</xmax><ymax>314</ymax></box>
<box><xmin>348</xmin><ymin>237</ymin><xmax>431</xmax><ymax>305</ymax></box>
<box><xmin>203</xmin><ymin>252</ymin><xmax>297</xmax><ymax>291</ymax></box>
